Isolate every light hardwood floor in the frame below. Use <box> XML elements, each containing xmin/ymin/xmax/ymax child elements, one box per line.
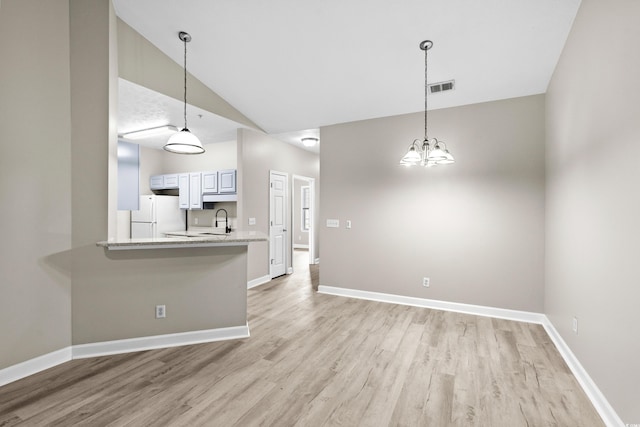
<box><xmin>0</xmin><ymin>250</ymin><xmax>604</xmax><ymax>426</ymax></box>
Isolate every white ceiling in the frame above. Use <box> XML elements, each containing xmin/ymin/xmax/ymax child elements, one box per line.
<box><xmin>113</xmin><ymin>0</ymin><xmax>581</xmax><ymax>150</ymax></box>
<box><xmin>118</xmin><ymin>78</ymin><xmax>251</xmax><ymax>149</ymax></box>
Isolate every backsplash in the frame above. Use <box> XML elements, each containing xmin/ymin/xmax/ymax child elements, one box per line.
<box><xmin>187</xmin><ymin>202</ymin><xmax>237</xmax><ymax>229</ymax></box>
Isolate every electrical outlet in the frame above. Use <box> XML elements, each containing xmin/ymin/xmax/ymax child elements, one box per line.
<box><xmin>572</xmin><ymin>317</ymin><xmax>578</xmax><ymax>334</ymax></box>
<box><xmin>156</xmin><ymin>305</ymin><xmax>166</xmax><ymax>319</ymax></box>
<box><xmin>194</xmin><ymin>217</ymin><xmax>198</xmax><ymax>225</ymax></box>
<box><xmin>423</xmin><ymin>277</ymin><xmax>430</xmax><ymax>287</ymax></box>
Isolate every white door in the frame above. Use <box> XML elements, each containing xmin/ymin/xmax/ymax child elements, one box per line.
<box><xmin>270</xmin><ymin>171</ymin><xmax>288</xmax><ymax>278</ymax></box>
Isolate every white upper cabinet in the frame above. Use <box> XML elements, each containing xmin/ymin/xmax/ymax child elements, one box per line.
<box><xmin>178</xmin><ymin>173</ymin><xmax>190</xmax><ymax>209</ymax></box>
<box><xmin>163</xmin><ymin>174</ymin><xmax>179</xmax><ymax>189</ymax></box>
<box><xmin>189</xmin><ymin>173</ymin><xmax>202</xmax><ymax>210</ymax></box>
<box><xmin>150</xmin><ymin>175</ymin><xmax>164</xmax><ymax>190</ymax></box>
<box><xmin>158</xmin><ymin>169</ymin><xmax>237</xmax><ymax>209</ymax></box>
<box><xmin>150</xmin><ymin>173</ymin><xmax>179</xmax><ymax>190</ymax></box>
<box><xmin>218</xmin><ymin>169</ymin><xmax>237</xmax><ymax>194</ymax></box>
<box><xmin>201</xmin><ymin>171</ymin><xmax>218</xmax><ymax>194</ymax></box>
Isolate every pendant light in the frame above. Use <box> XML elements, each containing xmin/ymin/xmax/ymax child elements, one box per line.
<box><xmin>164</xmin><ymin>31</ymin><xmax>205</xmax><ymax>154</ymax></box>
<box><xmin>400</xmin><ymin>40</ymin><xmax>454</xmax><ymax>167</ymax></box>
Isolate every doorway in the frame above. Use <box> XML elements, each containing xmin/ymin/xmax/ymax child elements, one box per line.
<box><xmin>292</xmin><ymin>174</ymin><xmax>316</xmax><ymax>267</ymax></box>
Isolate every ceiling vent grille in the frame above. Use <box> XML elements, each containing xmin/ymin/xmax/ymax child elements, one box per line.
<box><xmin>429</xmin><ymin>80</ymin><xmax>455</xmax><ymax>94</ymax></box>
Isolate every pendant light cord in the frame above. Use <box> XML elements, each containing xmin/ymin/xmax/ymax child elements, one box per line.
<box><xmin>183</xmin><ymin>36</ymin><xmax>188</xmax><ymax>130</ymax></box>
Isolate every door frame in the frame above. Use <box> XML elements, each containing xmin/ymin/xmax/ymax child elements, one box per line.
<box><xmin>292</xmin><ymin>174</ymin><xmax>316</xmax><ymax>266</ymax></box>
<box><xmin>269</xmin><ymin>170</ymin><xmax>290</xmax><ymax>278</ymax></box>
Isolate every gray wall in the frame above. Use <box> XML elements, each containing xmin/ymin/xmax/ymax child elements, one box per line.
<box><xmin>238</xmin><ymin>129</ymin><xmax>320</xmax><ymax>282</ymax></box>
<box><xmin>69</xmin><ymin>0</ymin><xmax>249</xmax><ymax>346</ymax></box>
<box><xmin>545</xmin><ymin>0</ymin><xmax>640</xmax><ymax>422</ymax></box>
<box><xmin>320</xmin><ymin>95</ymin><xmax>545</xmax><ymax>312</ymax></box>
<box><xmin>0</xmin><ymin>0</ymin><xmax>73</xmax><ymax>369</ymax></box>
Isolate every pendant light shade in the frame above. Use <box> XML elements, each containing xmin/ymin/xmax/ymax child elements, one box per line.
<box><xmin>164</xmin><ymin>128</ymin><xmax>204</xmax><ymax>154</ymax></box>
<box><xmin>399</xmin><ymin>40</ymin><xmax>454</xmax><ymax>167</ymax></box>
<box><xmin>400</xmin><ymin>142</ymin><xmax>422</xmax><ymax>165</ymax></box>
<box><xmin>164</xmin><ymin>31</ymin><xmax>205</xmax><ymax>155</ymax></box>
<box><xmin>426</xmin><ymin>145</ymin><xmax>447</xmax><ymax>162</ymax></box>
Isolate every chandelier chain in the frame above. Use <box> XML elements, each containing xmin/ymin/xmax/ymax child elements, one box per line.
<box><xmin>424</xmin><ymin>43</ymin><xmax>428</xmax><ymax>142</ymax></box>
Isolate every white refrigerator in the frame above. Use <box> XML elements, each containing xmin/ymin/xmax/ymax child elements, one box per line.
<box><xmin>131</xmin><ymin>195</ymin><xmax>185</xmax><ymax>238</ymax></box>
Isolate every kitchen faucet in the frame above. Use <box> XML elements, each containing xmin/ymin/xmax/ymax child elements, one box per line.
<box><xmin>215</xmin><ymin>208</ymin><xmax>232</xmax><ymax>233</ymax></box>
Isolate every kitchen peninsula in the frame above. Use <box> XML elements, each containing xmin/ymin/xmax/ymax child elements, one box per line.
<box><xmin>97</xmin><ymin>230</ymin><xmax>267</xmax><ymax>250</ymax></box>
<box><xmin>82</xmin><ymin>231</ymin><xmax>268</xmax><ymax>358</ymax></box>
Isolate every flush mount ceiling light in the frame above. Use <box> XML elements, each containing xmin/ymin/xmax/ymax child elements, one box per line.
<box><xmin>301</xmin><ymin>137</ymin><xmax>318</xmax><ymax>147</ymax></box>
<box><xmin>400</xmin><ymin>40</ymin><xmax>455</xmax><ymax>167</ymax></box>
<box><xmin>164</xmin><ymin>31</ymin><xmax>205</xmax><ymax>155</ymax></box>
<box><xmin>121</xmin><ymin>125</ymin><xmax>178</xmax><ymax>140</ymax></box>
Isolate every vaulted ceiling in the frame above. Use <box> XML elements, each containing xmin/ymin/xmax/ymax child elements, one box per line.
<box><xmin>114</xmin><ymin>0</ymin><xmax>581</xmax><ymax>150</ymax></box>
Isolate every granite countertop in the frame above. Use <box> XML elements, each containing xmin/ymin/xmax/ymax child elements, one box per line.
<box><xmin>97</xmin><ymin>228</ymin><xmax>267</xmax><ymax>250</ymax></box>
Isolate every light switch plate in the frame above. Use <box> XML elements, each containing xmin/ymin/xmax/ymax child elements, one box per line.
<box><xmin>248</xmin><ymin>218</ymin><xmax>256</xmax><ymax>225</ymax></box>
<box><xmin>326</xmin><ymin>219</ymin><xmax>340</xmax><ymax>228</ymax></box>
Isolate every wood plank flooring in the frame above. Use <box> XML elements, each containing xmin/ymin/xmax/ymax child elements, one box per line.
<box><xmin>0</xmin><ymin>250</ymin><xmax>604</xmax><ymax>426</ymax></box>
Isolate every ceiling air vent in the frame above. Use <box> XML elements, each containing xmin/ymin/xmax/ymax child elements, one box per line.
<box><xmin>429</xmin><ymin>80</ymin><xmax>455</xmax><ymax>94</ymax></box>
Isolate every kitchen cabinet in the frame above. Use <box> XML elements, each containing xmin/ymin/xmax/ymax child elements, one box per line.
<box><xmin>178</xmin><ymin>174</ymin><xmax>190</xmax><ymax>209</ymax></box>
<box><xmin>171</xmin><ymin>169</ymin><xmax>237</xmax><ymax>209</ymax></box>
<box><xmin>178</xmin><ymin>173</ymin><xmax>202</xmax><ymax>210</ymax></box>
<box><xmin>164</xmin><ymin>174</ymin><xmax>179</xmax><ymax>188</ymax></box>
<box><xmin>218</xmin><ymin>169</ymin><xmax>237</xmax><ymax>193</ymax></box>
<box><xmin>150</xmin><ymin>175</ymin><xmax>164</xmax><ymax>190</ymax></box>
<box><xmin>150</xmin><ymin>173</ymin><xmax>179</xmax><ymax>190</ymax></box>
<box><xmin>201</xmin><ymin>171</ymin><xmax>218</xmax><ymax>193</ymax></box>
<box><xmin>189</xmin><ymin>173</ymin><xmax>202</xmax><ymax>209</ymax></box>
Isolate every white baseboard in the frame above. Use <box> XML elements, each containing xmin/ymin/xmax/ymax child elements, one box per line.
<box><xmin>1</xmin><ymin>325</ymin><xmax>250</xmax><ymax>387</ymax></box>
<box><xmin>317</xmin><ymin>285</ymin><xmax>545</xmax><ymax>324</ymax></box>
<box><xmin>541</xmin><ymin>319</ymin><xmax>625</xmax><ymax>427</ymax></box>
<box><xmin>248</xmin><ymin>274</ymin><xmax>271</xmax><ymax>289</ymax></box>
<box><xmin>317</xmin><ymin>284</ymin><xmax>623</xmax><ymax>427</ymax></box>
<box><xmin>0</xmin><ymin>346</ymin><xmax>72</xmax><ymax>387</ymax></box>
<box><xmin>73</xmin><ymin>324</ymin><xmax>250</xmax><ymax>359</ymax></box>
<box><xmin>293</xmin><ymin>244</ymin><xmax>309</xmax><ymax>249</ymax></box>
